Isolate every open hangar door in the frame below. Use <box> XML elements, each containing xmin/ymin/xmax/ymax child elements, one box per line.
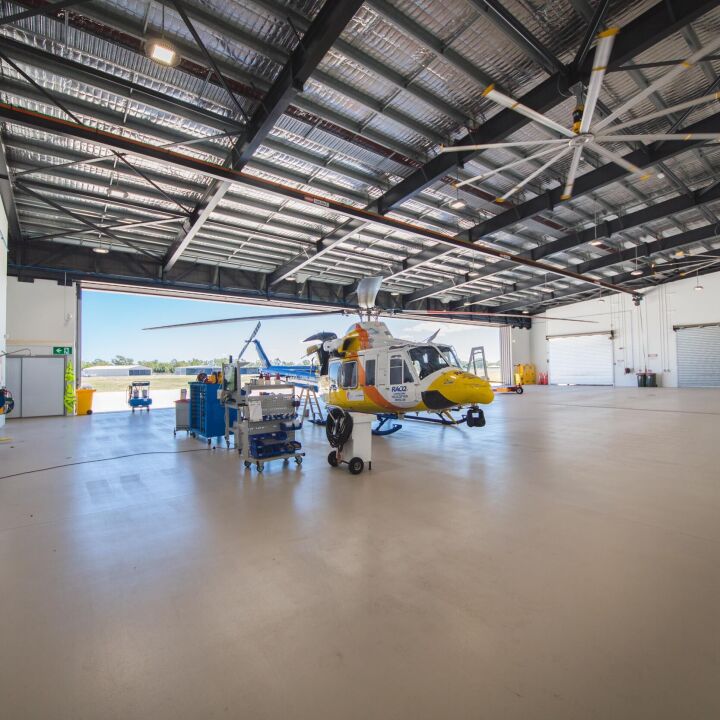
<box><xmin>676</xmin><ymin>324</ymin><xmax>720</xmax><ymax>387</ymax></box>
<box><xmin>548</xmin><ymin>333</ymin><xmax>614</xmax><ymax>386</ymax></box>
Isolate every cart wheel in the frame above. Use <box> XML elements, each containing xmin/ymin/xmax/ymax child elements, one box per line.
<box><xmin>190</xmin><ymin>432</ymin><xmax>195</xmax><ymax>438</ymax></box>
<box><xmin>173</xmin><ymin>429</ymin><xmax>177</xmax><ymax>436</ymax></box>
<box><xmin>244</xmin><ymin>461</ymin><xmax>251</xmax><ymax>469</ymax></box>
<box><xmin>348</xmin><ymin>457</ymin><xmax>364</xmax><ymax>475</ymax></box>
<box><xmin>283</xmin><ymin>458</ymin><xmax>289</xmax><ymax>465</ymax></box>
<box><xmin>207</xmin><ymin>438</ymin><xmax>211</xmax><ymax>446</ymax></box>
<box><xmin>86</xmin><ymin>409</ymin><xmax>93</xmax><ymax>415</ymax></box>
<box><xmin>516</xmin><ymin>386</ymin><xmax>524</xmax><ymax>394</ymax></box>
<box><xmin>256</xmin><ymin>462</ymin><xmax>264</xmax><ymax>473</ymax></box>
<box><xmin>295</xmin><ymin>456</ymin><xmax>303</xmax><ymax>465</ymax></box>
<box><xmin>131</xmin><ymin>408</ymin><xmax>135</xmax><ymax>414</ymax></box>
<box><xmin>328</xmin><ymin>450</ymin><xmax>338</xmax><ymax>467</ymax></box>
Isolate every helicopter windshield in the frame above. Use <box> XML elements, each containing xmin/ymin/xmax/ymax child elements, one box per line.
<box><xmin>437</xmin><ymin>344</ymin><xmax>462</xmax><ymax>368</ymax></box>
<box><xmin>408</xmin><ymin>345</ymin><xmax>450</xmax><ymax>380</ymax></box>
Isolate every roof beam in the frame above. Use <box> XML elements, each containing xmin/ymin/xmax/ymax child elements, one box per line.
<box><xmin>0</xmin><ymin>133</ymin><xmax>22</xmax><ymax>245</ymax></box>
<box><xmin>0</xmin><ymin>103</ymin><xmax>640</xmax><ymax>299</ymax></box>
<box><xmin>401</xmin><ymin>107</ymin><xmax>720</xmax><ymax>291</ymax></box>
<box><xmin>0</xmin><ymin>38</ymin><xmax>243</xmax><ymax>136</ymax></box>
<box><xmin>374</xmin><ymin>0</ymin><xmax>719</xmax><ymax>214</ymax></box>
<box><xmin>410</xmin><ymin>181</ymin><xmax>720</xmax><ymax>304</ymax></box>
<box><xmin>161</xmin><ymin>0</ymin><xmax>365</xmax><ymax>272</ymax></box>
<box><xmin>466</xmin><ymin>0</ymin><xmax>562</xmax><ymax>75</ymax></box>
<box><xmin>0</xmin><ymin>0</ymin><xmax>92</xmax><ymax>26</ymax></box>
<box><xmin>492</xmin><ymin>223</ymin><xmax>720</xmax><ymax>311</ymax></box>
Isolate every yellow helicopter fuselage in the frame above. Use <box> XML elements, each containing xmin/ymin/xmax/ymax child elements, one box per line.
<box><xmin>315</xmin><ymin>322</ymin><xmax>494</xmax><ymax>416</ymax></box>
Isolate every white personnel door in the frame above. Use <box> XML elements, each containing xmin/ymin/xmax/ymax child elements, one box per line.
<box><xmin>548</xmin><ymin>334</ymin><xmax>614</xmax><ymax>386</ymax></box>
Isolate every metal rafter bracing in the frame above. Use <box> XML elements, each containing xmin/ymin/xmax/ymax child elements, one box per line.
<box><xmin>373</xmin><ymin>0</ymin><xmax>720</xmax><ymax>214</ymax></box>
<box><xmin>465</xmin><ymin>0</ymin><xmax>563</xmax><ymax>75</ymax></box>
<box><xmin>0</xmin><ymin>132</ymin><xmax>22</xmax><ymax>244</ymax></box>
<box><xmin>0</xmin><ymin>102</ymin><xmax>643</xmax><ymax>298</ymax></box>
<box><xmin>162</xmin><ymin>0</ymin><xmax>366</xmax><ymax>272</ymax></box>
<box><xmin>478</xmin><ymin>220</ymin><xmax>720</xmax><ymax>311</ymax></box>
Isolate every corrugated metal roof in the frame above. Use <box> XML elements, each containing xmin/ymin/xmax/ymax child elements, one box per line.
<box><xmin>1</xmin><ymin>0</ymin><xmax>718</xmax><ymax>312</ymax></box>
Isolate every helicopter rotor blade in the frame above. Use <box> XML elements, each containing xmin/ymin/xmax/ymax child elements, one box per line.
<box><xmin>143</xmin><ymin>309</ymin><xmax>346</xmax><ymax>330</ymax></box>
<box><xmin>405</xmin><ymin>310</ymin><xmax>597</xmax><ymax>323</ymax></box>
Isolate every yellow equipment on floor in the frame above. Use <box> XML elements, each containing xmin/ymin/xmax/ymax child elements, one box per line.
<box><xmin>514</xmin><ymin>363</ymin><xmax>536</xmax><ymax>385</ymax></box>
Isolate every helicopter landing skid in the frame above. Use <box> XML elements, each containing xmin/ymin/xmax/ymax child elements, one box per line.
<box><xmin>405</xmin><ymin>411</ymin><xmax>466</xmax><ymax>426</ymax></box>
<box><xmin>373</xmin><ymin>414</ymin><xmax>403</xmax><ymax>436</ymax></box>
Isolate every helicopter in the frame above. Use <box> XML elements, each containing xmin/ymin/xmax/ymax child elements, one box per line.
<box><xmin>145</xmin><ymin>276</ymin><xmax>594</xmax><ymax>433</ymax></box>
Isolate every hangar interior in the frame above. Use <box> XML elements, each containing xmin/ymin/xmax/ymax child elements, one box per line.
<box><xmin>0</xmin><ymin>0</ymin><xmax>719</xmax><ymax>717</ymax></box>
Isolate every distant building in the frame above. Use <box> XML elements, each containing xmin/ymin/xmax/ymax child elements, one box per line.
<box><xmin>174</xmin><ymin>366</ymin><xmax>221</xmax><ymax>376</ymax></box>
<box><xmin>83</xmin><ymin>365</ymin><xmax>152</xmax><ymax>377</ymax></box>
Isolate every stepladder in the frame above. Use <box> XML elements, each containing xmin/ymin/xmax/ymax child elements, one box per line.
<box><xmin>298</xmin><ymin>385</ymin><xmax>325</xmax><ymax>425</ymax></box>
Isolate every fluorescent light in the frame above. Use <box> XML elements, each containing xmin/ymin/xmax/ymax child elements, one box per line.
<box><xmin>107</xmin><ymin>188</ymin><xmax>128</xmax><ymax>199</ymax></box>
<box><xmin>630</xmin><ymin>269</ymin><xmax>643</xmax><ymax>276</ymax></box>
<box><xmin>674</xmin><ymin>250</ymin><xmax>685</xmax><ymax>258</ymax></box>
<box><xmin>694</xmin><ymin>284</ymin><xmax>704</xmax><ymax>291</ymax></box>
<box><xmin>657</xmin><ymin>172</ymin><xmax>665</xmax><ymax>179</ymax></box>
<box><xmin>449</xmin><ymin>199</ymin><xmax>465</xmax><ymax>209</ymax></box>
<box><xmin>146</xmin><ymin>38</ymin><xmax>180</xmax><ymax>66</ymax></box>
<box><xmin>522</xmin><ymin>309</ymin><xmax>530</xmax><ymax>314</ymax></box>
<box><xmin>93</xmin><ymin>247</ymin><xmax>110</xmax><ymax>254</ymax></box>
<box><xmin>589</xmin><ymin>239</ymin><xmax>603</xmax><ymax>246</ymax></box>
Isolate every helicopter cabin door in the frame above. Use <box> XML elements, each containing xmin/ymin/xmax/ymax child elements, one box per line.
<box><xmin>387</xmin><ymin>351</ymin><xmax>420</xmax><ymax>409</ymax></box>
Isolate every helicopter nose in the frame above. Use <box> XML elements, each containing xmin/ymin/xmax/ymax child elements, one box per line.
<box><xmin>430</xmin><ymin>371</ymin><xmax>494</xmax><ymax>407</ymax></box>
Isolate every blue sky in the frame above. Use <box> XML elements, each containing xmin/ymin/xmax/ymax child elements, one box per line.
<box><xmin>83</xmin><ymin>290</ymin><xmax>501</xmax><ymax>364</ymax></box>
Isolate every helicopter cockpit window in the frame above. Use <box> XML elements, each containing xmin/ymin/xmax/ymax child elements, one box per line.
<box><xmin>408</xmin><ymin>346</ymin><xmax>449</xmax><ymax>380</ymax></box>
<box><xmin>438</xmin><ymin>344</ymin><xmax>462</xmax><ymax>368</ymax></box>
<box><xmin>328</xmin><ymin>360</ymin><xmax>341</xmax><ymax>387</ymax></box>
<box><xmin>390</xmin><ymin>355</ymin><xmax>414</xmax><ymax>384</ymax></box>
<box><xmin>339</xmin><ymin>361</ymin><xmax>357</xmax><ymax>389</ymax></box>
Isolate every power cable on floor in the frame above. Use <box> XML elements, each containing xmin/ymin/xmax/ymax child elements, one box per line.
<box><xmin>0</xmin><ymin>448</ymin><xmax>210</xmax><ymax>480</ymax></box>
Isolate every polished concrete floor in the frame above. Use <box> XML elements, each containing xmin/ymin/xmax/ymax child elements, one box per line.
<box><xmin>1</xmin><ymin>387</ymin><xmax>719</xmax><ymax>719</ymax></box>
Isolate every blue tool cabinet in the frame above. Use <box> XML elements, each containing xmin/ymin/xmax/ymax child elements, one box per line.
<box><xmin>189</xmin><ymin>382</ymin><xmax>236</xmax><ymax>442</ymax></box>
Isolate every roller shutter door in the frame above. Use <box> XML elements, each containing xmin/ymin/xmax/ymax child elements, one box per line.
<box><xmin>548</xmin><ymin>334</ymin><xmax>613</xmax><ymax>386</ymax></box>
<box><xmin>676</xmin><ymin>325</ymin><xmax>720</xmax><ymax>387</ymax></box>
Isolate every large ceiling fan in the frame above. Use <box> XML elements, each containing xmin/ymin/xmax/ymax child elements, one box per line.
<box><xmin>440</xmin><ymin>28</ymin><xmax>720</xmax><ymax>202</ymax></box>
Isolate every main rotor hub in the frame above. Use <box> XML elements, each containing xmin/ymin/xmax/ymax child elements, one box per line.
<box><xmin>569</xmin><ymin>133</ymin><xmax>594</xmax><ymax>147</ymax></box>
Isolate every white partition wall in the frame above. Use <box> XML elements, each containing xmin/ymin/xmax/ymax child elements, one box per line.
<box><xmin>5</xmin><ymin>277</ymin><xmax>77</xmax><ymax>417</ymax></box>
<box><xmin>529</xmin><ymin>270</ymin><xmax>720</xmax><ymax>388</ymax></box>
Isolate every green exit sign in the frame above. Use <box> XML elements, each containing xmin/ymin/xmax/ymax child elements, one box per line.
<box><xmin>53</xmin><ymin>346</ymin><xmax>73</xmax><ymax>356</ymax></box>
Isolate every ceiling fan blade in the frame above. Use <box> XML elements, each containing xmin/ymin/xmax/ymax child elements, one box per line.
<box><xmin>608</xmin><ymin>91</ymin><xmax>720</xmax><ymax>132</ymax></box>
<box><xmin>456</xmin><ymin>146</ymin><xmax>559</xmax><ymax>189</ymax></box>
<box><xmin>595</xmin><ymin>33</ymin><xmax>720</xmax><ymax>131</ymax></box>
<box><xmin>598</xmin><ymin>132</ymin><xmax>720</xmax><ymax>143</ymax></box>
<box><xmin>143</xmin><ymin>309</ymin><xmax>345</xmax><ymax>330</ymax></box>
<box><xmin>438</xmin><ymin>139</ymin><xmax>567</xmax><ymax>153</ymax></box>
<box><xmin>410</xmin><ymin>309</ymin><xmax>597</xmax><ymax>322</ymax></box>
<box><xmin>482</xmin><ymin>84</ymin><xmax>576</xmax><ymax>138</ymax></box>
<box><xmin>580</xmin><ymin>28</ymin><xmax>618</xmax><ymax>133</ymax></box>
<box><xmin>560</xmin><ymin>145</ymin><xmax>584</xmax><ymax>200</ymax></box>
<box><xmin>587</xmin><ymin>141</ymin><xmax>652</xmax><ymax>180</ymax></box>
<box><xmin>497</xmin><ymin>147</ymin><xmax>571</xmax><ymax>203</ymax></box>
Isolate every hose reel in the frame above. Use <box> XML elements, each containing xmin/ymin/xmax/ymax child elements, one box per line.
<box><xmin>326</xmin><ymin>406</ymin><xmax>353</xmax><ymax>450</ymax></box>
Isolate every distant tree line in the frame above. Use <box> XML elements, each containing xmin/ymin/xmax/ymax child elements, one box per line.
<box><xmin>81</xmin><ymin>356</ymin><xmax>242</xmax><ymax>373</ymax></box>
<box><xmin>81</xmin><ymin>355</ymin><xmax>309</xmax><ymax>372</ymax></box>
